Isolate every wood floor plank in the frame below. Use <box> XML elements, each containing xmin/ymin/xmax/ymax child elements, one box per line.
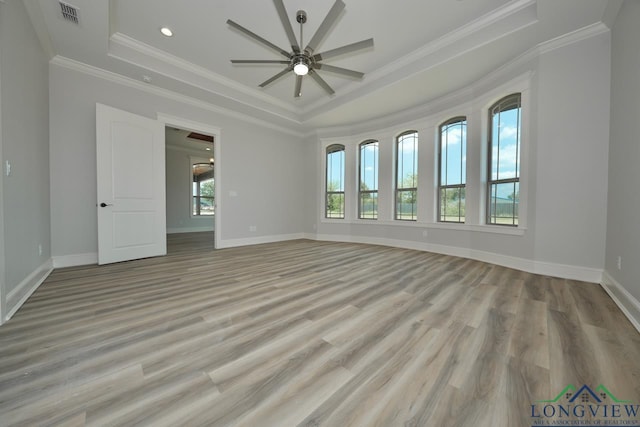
<box><xmin>0</xmin><ymin>235</ymin><xmax>639</xmax><ymax>426</ymax></box>
<box><xmin>547</xmin><ymin>308</ymin><xmax>602</xmax><ymax>395</ymax></box>
<box><xmin>297</xmin><ymin>318</ymin><xmax>441</xmax><ymax>426</ymax></box>
<box><xmin>508</xmin><ymin>297</ymin><xmax>550</xmax><ymax>369</ymax></box>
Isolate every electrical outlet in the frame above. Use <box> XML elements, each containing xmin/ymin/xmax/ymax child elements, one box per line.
<box><xmin>38</xmin><ymin>244</ymin><xmax>42</xmax><ymax>256</ymax></box>
<box><xmin>5</xmin><ymin>160</ymin><xmax>11</xmax><ymax>176</ymax></box>
<box><xmin>617</xmin><ymin>256</ymin><xmax>622</xmax><ymax>270</ymax></box>
<box><xmin>249</xmin><ymin>225</ymin><xmax>257</xmax><ymax>232</ymax></box>
<box><xmin>422</xmin><ymin>230</ymin><xmax>428</xmax><ymax>238</ymax></box>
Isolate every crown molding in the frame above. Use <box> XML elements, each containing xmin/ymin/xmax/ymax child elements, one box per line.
<box><xmin>312</xmin><ymin>18</ymin><xmax>608</xmax><ymax>137</ymax></box>
<box><xmin>50</xmin><ymin>17</ymin><xmax>610</xmax><ymax>141</ymax></box>
<box><xmin>538</xmin><ymin>22</ymin><xmax>610</xmax><ymax>55</ymax></box>
<box><xmin>351</xmin><ymin>0</ymin><xmax>536</xmax><ymax>92</ymax></box>
<box><xmin>50</xmin><ymin>55</ymin><xmax>303</xmax><ymax>137</ymax></box>
<box><xmin>109</xmin><ymin>33</ymin><xmax>298</xmax><ymax>117</ymax></box>
<box><xmin>300</xmin><ymin>0</ymin><xmax>538</xmax><ymax>120</ymax></box>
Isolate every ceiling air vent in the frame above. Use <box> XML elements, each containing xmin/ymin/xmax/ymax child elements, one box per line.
<box><xmin>58</xmin><ymin>1</ymin><xmax>80</xmax><ymax>25</ymax></box>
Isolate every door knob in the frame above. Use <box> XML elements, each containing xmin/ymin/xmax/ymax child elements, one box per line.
<box><xmin>99</xmin><ymin>202</ymin><xmax>113</xmax><ymax>207</ymax></box>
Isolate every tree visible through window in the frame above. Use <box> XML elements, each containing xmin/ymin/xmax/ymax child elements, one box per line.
<box><xmin>326</xmin><ymin>144</ymin><xmax>345</xmax><ymax>219</ymax></box>
<box><xmin>488</xmin><ymin>93</ymin><xmax>521</xmax><ymax>226</ymax></box>
<box><xmin>359</xmin><ymin>140</ymin><xmax>378</xmax><ymax>219</ymax></box>
<box><xmin>439</xmin><ymin>117</ymin><xmax>467</xmax><ymax>223</ymax></box>
<box><xmin>192</xmin><ymin>162</ymin><xmax>215</xmax><ymax>216</ymax></box>
<box><xmin>395</xmin><ymin>131</ymin><xmax>418</xmax><ymax>220</ymax></box>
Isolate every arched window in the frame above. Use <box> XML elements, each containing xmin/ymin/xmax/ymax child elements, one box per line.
<box><xmin>395</xmin><ymin>131</ymin><xmax>418</xmax><ymax>221</ymax></box>
<box><xmin>359</xmin><ymin>140</ymin><xmax>379</xmax><ymax>219</ymax></box>
<box><xmin>488</xmin><ymin>93</ymin><xmax>521</xmax><ymax>226</ymax></box>
<box><xmin>438</xmin><ymin>117</ymin><xmax>466</xmax><ymax>223</ymax></box>
<box><xmin>325</xmin><ymin>144</ymin><xmax>345</xmax><ymax>219</ymax></box>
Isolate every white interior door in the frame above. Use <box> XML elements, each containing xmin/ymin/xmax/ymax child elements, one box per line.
<box><xmin>96</xmin><ymin>103</ymin><xmax>166</xmax><ymax>265</ymax></box>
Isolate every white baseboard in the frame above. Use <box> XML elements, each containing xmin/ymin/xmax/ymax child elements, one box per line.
<box><xmin>5</xmin><ymin>259</ymin><xmax>54</xmax><ymax>322</ymax></box>
<box><xmin>530</xmin><ymin>259</ymin><xmax>603</xmax><ymax>283</ymax></box>
<box><xmin>167</xmin><ymin>226</ymin><xmax>214</xmax><ymax>234</ymax></box>
<box><xmin>312</xmin><ymin>233</ymin><xmax>603</xmax><ymax>283</ymax></box>
<box><xmin>218</xmin><ymin>233</ymin><xmax>307</xmax><ymax>249</ymax></box>
<box><xmin>52</xmin><ymin>252</ymin><xmax>98</xmax><ymax>268</ymax></box>
<box><xmin>601</xmin><ymin>271</ymin><xmax>640</xmax><ymax>334</ymax></box>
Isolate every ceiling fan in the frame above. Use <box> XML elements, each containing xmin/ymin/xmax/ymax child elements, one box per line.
<box><xmin>227</xmin><ymin>0</ymin><xmax>373</xmax><ymax>98</ymax></box>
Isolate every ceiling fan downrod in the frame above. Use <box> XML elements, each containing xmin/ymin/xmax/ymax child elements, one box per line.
<box><xmin>296</xmin><ymin>10</ymin><xmax>307</xmax><ymax>49</ymax></box>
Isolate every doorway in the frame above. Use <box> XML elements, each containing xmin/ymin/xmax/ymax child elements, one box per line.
<box><xmin>165</xmin><ymin>127</ymin><xmax>215</xmax><ymax>253</ymax></box>
<box><xmin>158</xmin><ymin>113</ymin><xmax>221</xmax><ymax>252</ymax></box>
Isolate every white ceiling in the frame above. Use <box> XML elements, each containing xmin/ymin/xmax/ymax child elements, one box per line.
<box><xmin>165</xmin><ymin>128</ymin><xmax>214</xmax><ymax>156</ymax></box>
<box><xmin>26</xmin><ymin>0</ymin><xmax>618</xmax><ymax>131</ymax></box>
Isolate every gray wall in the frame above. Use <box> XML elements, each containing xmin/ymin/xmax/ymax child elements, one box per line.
<box><xmin>534</xmin><ymin>32</ymin><xmax>611</xmax><ymax>269</ymax></box>
<box><xmin>314</xmin><ymin>32</ymin><xmax>612</xmax><ymax>278</ymax></box>
<box><xmin>0</xmin><ymin>0</ymin><xmax>50</xmax><ymax>320</ymax></box>
<box><xmin>606</xmin><ymin>0</ymin><xmax>640</xmax><ymax>302</ymax></box>
<box><xmin>165</xmin><ymin>147</ymin><xmax>214</xmax><ymax>233</ymax></box>
<box><xmin>49</xmin><ymin>63</ymin><xmax>307</xmax><ymax>258</ymax></box>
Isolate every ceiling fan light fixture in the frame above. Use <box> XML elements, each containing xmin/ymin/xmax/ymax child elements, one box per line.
<box><xmin>293</xmin><ymin>59</ymin><xmax>309</xmax><ymax>76</ymax></box>
<box><xmin>228</xmin><ymin>0</ymin><xmax>372</xmax><ymax>97</ymax></box>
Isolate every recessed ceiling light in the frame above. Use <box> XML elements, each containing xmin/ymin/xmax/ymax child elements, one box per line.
<box><xmin>160</xmin><ymin>27</ymin><xmax>173</xmax><ymax>37</ymax></box>
<box><xmin>205</xmin><ymin>147</ymin><xmax>211</xmax><ymax>151</ymax></box>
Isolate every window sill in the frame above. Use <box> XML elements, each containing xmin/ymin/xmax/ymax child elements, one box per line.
<box><xmin>320</xmin><ymin>218</ymin><xmax>526</xmax><ymax>236</ymax></box>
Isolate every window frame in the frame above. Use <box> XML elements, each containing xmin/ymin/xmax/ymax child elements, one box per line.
<box><xmin>395</xmin><ymin>130</ymin><xmax>419</xmax><ymax>221</ymax></box>
<box><xmin>325</xmin><ymin>143</ymin><xmax>346</xmax><ymax>219</ymax></box>
<box><xmin>437</xmin><ymin>116</ymin><xmax>467</xmax><ymax>223</ymax></box>
<box><xmin>358</xmin><ymin>139</ymin><xmax>379</xmax><ymax>220</ymax></box>
<box><xmin>190</xmin><ymin>158</ymin><xmax>215</xmax><ymax>218</ymax></box>
<box><xmin>487</xmin><ymin>93</ymin><xmax>521</xmax><ymax>227</ymax></box>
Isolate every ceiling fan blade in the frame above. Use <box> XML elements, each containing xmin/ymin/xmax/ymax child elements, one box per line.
<box><xmin>259</xmin><ymin>68</ymin><xmax>291</xmax><ymax>87</ymax></box>
<box><xmin>309</xmin><ymin>70</ymin><xmax>335</xmax><ymax>95</ymax></box>
<box><xmin>312</xmin><ymin>38</ymin><xmax>374</xmax><ymax>62</ymax></box>
<box><xmin>294</xmin><ymin>75</ymin><xmax>303</xmax><ymax>98</ymax></box>
<box><xmin>273</xmin><ymin>0</ymin><xmax>301</xmax><ymax>54</ymax></box>
<box><xmin>304</xmin><ymin>0</ymin><xmax>345</xmax><ymax>55</ymax></box>
<box><xmin>227</xmin><ymin>19</ymin><xmax>290</xmax><ymax>59</ymax></box>
<box><xmin>314</xmin><ymin>63</ymin><xmax>364</xmax><ymax>79</ymax></box>
<box><xmin>231</xmin><ymin>60</ymin><xmax>291</xmax><ymax>64</ymax></box>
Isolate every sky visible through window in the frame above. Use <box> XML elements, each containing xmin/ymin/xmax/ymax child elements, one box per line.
<box><xmin>441</xmin><ymin>120</ymin><xmax>466</xmax><ymax>186</ymax></box>
<box><xmin>327</xmin><ymin>149</ymin><xmax>344</xmax><ymax>191</ymax></box>
<box><xmin>491</xmin><ymin>106</ymin><xmax>521</xmax><ymax>199</ymax></box>
<box><xmin>360</xmin><ymin>142</ymin><xmax>378</xmax><ymax>190</ymax></box>
<box><xmin>397</xmin><ymin>132</ymin><xmax>418</xmax><ymax>187</ymax></box>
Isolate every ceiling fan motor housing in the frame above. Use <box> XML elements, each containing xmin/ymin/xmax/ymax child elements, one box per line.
<box><xmin>296</xmin><ymin>10</ymin><xmax>307</xmax><ymax>24</ymax></box>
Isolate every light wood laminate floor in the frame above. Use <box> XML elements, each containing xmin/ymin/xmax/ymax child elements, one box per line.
<box><xmin>1</xmin><ymin>236</ymin><xmax>639</xmax><ymax>426</ymax></box>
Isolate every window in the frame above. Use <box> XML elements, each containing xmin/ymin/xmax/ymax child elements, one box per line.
<box><xmin>192</xmin><ymin>161</ymin><xmax>215</xmax><ymax>216</ymax></box>
<box><xmin>359</xmin><ymin>140</ymin><xmax>379</xmax><ymax>219</ymax></box>
<box><xmin>488</xmin><ymin>93</ymin><xmax>521</xmax><ymax>226</ymax></box>
<box><xmin>395</xmin><ymin>131</ymin><xmax>418</xmax><ymax>220</ymax></box>
<box><xmin>326</xmin><ymin>144</ymin><xmax>345</xmax><ymax>218</ymax></box>
<box><xmin>438</xmin><ymin>117</ymin><xmax>467</xmax><ymax>223</ymax></box>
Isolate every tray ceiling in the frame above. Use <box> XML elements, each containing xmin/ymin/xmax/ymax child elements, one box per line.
<box><xmin>26</xmin><ymin>0</ymin><xmax>616</xmax><ymax>131</ymax></box>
